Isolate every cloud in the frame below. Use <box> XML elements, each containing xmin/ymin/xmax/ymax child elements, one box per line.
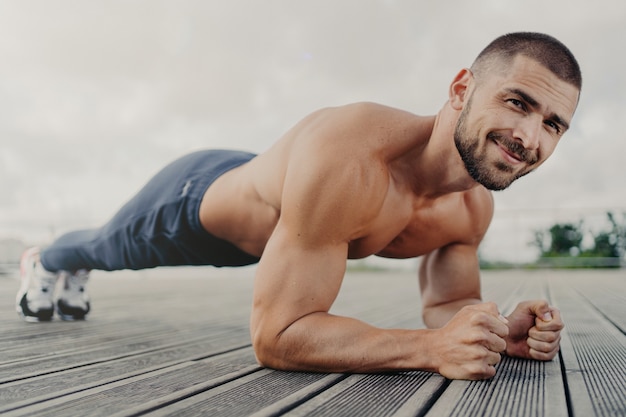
<box><xmin>0</xmin><ymin>0</ymin><xmax>624</xmax><ymax>264</ymax></box>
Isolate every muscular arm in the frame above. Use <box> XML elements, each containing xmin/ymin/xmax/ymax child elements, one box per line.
<box><xmin>249</xmin><ymin>127</ymin><xmax>437</xmax><ymax>373</ymax></box>
<box><xmin>419</xmin><ymin>243</ymin><xmax>483</xmax><ymax>328</ymax></box>
<box><xmin>251</xmin><ymin>224</ymin><xmax>436</xmax><ymax>373</ymax></box>
<box><xmin>418</xmin><ymin>193</ymin><xmax>564</xmax><ymax>363</ymax></box>
<box><xmin>251</xmin><ymin>225</ymin><xmax>508</xmax><ymax>379</ymax></box>
<box><xmin>419</xmin><ymin>190</ymin><xmax>494</xmax><ymax>328</ymax></box>
<box><xmin>250</xmin><ymin>105</ymin><xmax>507</xmax><ymax>378</ymax></box>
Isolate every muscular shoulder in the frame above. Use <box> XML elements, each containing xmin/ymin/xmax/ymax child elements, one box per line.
<box><xmin>278</xmin><ymin>105</ymin><xmax>402</xmax><ymax>244</ymax></box>
<box><xmin>265</xmin><ymin>102</ymin><xmax>427</xmax><ymax>245</ymax></box>
<box><xmin>284</xmin><ymin>102</ymin><xmax>408</xmax><ymax>188</ymax></box>
<box><xmin>282</xmin><ymin>145</ymin><xmax>389</xmax><ymax>244</ymax></box>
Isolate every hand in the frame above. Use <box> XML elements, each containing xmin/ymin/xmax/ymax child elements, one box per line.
<box><xmin>432</xmin><ymin>302</ymin><xmax>509</xmax><ymax>380</ymax></box>
<box><xmin>504</xmin><ymin>300</ymin><xmax>564</xmax><ymax>361</ymax></box>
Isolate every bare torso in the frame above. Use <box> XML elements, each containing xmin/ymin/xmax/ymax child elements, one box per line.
<box><xmin>193</xmin><ymin>51</ymin><xmax>577</xmax><ymax>377</ymax></box>
<box><xmin>199</xmin><ymin>102</ymin><xmax>491</xmax><ymax>261</ymax></box>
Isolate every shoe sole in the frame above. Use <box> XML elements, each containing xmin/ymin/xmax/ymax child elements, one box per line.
<box><xmin>16</xmin><ymin>294</ymin><xmax>54</xmax><ymax>322</ymax></box>
<box><xmin>16</xmin><ymin>248</ymin><xmax>55</xmax><ymax>323</ymax></box>
<box><xmin>18</xmin><ymin>313</ymin><xmax>54</xmax><ymax>323</ymax></box>
<box><xmin>56</xmin><ymin>299</ymin><xmax>90</xmax><ymax>321</ymax></box>
<box><xmin>57</xmin><ymin>314</ymin><xmax>88</xmax><ymax>321</ymax></box>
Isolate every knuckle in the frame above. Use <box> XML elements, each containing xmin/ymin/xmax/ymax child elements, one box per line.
<box><xmin>477</xmin><ymin>364</ymin><xmax>497</xmax><ymax>379</ymax></box>
<box><xmin>531</xmin><ymin>341</ymin><xmax>550</xmax><ymax>352</ymax></box>
<box><xmin>466</xmin><ymin>364</ymin><xmax>489</xmax><ymax>379</ymax></box>
<box><xmin>470</xmin><ymin>311</ymin><xmax>490</xmax><ymax>327</ymax></box>
<box><xmin>495</xmin><ymin>338</ymin><xmax>507</xmax><ymax>352</ymax></box>
<box><xmin>544</xmin><ymin>332</ymin><xmax>558</xmax><ymax>343</ymax></box>
<box><xmin>530</xmin><ymin>329</ymin><xmax>556</xmax><ymax>342</ymax></box>
<box><xmin>528</xmin><ymin>337</ymin><xmax>561</xmax><ymax>352</ymax></box>
<box><xmin>530</xmin><ymin>348</ymin><xmax>557</xmax><ymax>361</ymax></box>
<box><xmin>468</xmin><ymin>329</ymin><xmax>489</xmax><ymax>344</ymax></box>
<box><xmin>498</xmin><ymin>323</ymin><xmax>510</xmax><ymax>338</ymax></box>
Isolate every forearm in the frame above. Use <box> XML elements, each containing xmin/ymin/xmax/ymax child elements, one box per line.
<box><xmin>418</xmin><ymin>243</ymin><xmax>485</xmax><ymax>329</ymax></box>
<box><xmin>422</xmin><ymin>298</ymin><xmax>482</xmax><ymax>329</ymax></box>
<box><xmin>253</xmin><ymin>312</ymin><xmax>437</xmax><ymax>373</ymax></box>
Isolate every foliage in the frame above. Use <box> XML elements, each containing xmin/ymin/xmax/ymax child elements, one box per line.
<box><xmin>530</xmin><ymin>211</ymin><xmax>625</xmax><ymax>268</ymax></box>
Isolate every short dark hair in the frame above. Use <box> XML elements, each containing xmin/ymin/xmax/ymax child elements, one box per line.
<box><xmin>471</xmin><ymin>32</ymin><xmax>582</xmax><ymax>90</ymax></box>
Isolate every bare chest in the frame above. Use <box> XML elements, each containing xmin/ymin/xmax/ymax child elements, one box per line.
<box><xmin>347</xmin><ymin>195</ymin><xmax>474</xmax><ymax>260</ymax></box>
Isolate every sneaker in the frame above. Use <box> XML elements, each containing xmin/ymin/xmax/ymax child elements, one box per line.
<box><xmin>16</xmin><ymin>247</ymin><xmax>57</xmax><ymax>322</ymax></box>
<box><xmin>56</xmin><ymin>269</ymin><xmax>90</xmax><ymax>320</ymax></box>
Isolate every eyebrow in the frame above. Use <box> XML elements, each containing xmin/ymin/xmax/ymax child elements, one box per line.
<box><xmin>505</xmin><ymin>88</ymin><xmax>570</xmax><ymax>131</ymax></box>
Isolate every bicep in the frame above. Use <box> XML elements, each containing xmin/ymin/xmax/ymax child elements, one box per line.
<box><xmin>251</xmin><ymin>157</ymin><xmax>369</xmax><ymax>340</ymax></box>
<box><xmin>250</xmin><ymin>125</ymin><xmax>384</xmax><ymax>340</ymax></box>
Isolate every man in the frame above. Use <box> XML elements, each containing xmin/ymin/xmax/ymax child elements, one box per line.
<box><xmin>17</xmin><ymin>32</ymin><xmax>580</xmax><ymax>380</ymax></box>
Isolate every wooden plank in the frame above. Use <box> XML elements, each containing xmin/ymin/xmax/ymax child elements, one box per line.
<box><xmin>0</xmin><ymin>341</ymin><xmax>252</xmax><ymax>412</ymax></box>
<box><xmin>549</xmin><ymin>274</ymin><xmax>626</xmax><ymax>417</ymax></box>
<box><xmin>283</xmin><ymin>373</ymin><xmax>446</xmax><ymax>417</ymax></box>
<box><xmin>2</xmin><ymin>349</ymin><xmax>261</xmax><ymax>417</ymax></box>
<box><xmin>0</xmin><ymin>320</ymin><xmax>250</xmax><ymax>380</ymax></box>
<box><xmin>1</xmin><ymin>268</ymin><xmax>624</xmax><ymax>416</ymax></box>
<box><xmin>569</xmin><ymin>272</ymin><xmax>626</xmax><ymax>333</ymax></box>
<box><xmin>0</xmin><ymin>269</ymin><xmax>254</xmax><ymax>381</ymax></box>
<box><xmin>128</xmin><ymin>369</ymin><xmax>343</xmax><ymax>417</ymax></box>
<box><xmin>426</xmin><ymin>355</ymin><xmax>567</xmax><ymax>417</ymax></box>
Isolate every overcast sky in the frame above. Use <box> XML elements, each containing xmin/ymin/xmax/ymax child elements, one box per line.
<box><xmin>0</xmin><ymin>0</ymin><xmax>624</xmax><ymax>263</ymax></box>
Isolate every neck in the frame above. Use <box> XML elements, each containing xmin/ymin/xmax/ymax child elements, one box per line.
<box><xmin>410</xmin><ymin>105</ymin><xmax>479</xmax><ymax>197</ymax></box>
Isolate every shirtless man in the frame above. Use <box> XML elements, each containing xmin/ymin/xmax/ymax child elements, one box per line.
<box><xmin>17</xmin><ymin>32</ymin><xmax>581</xmax><ymax>380</ymax></box>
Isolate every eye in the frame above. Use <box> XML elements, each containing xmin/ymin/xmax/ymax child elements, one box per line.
<box><xmin>507</xmin><ymin>98</ymin><xmax>526</xmax><ymax>111</ymax></box>
<box><xmin>545</xmin><ymin>120</ymin><xmax>561</xmax><ymax>134</ymax></box>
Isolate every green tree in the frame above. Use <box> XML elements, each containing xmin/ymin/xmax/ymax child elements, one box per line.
<box><xmin>540</xmin><ymin>222</ymin><xmax>584</xmax><ymax>257</ymax></box>
<box><xmin>531</xmin><ymin>212</ymin><xmax>625</xmax><ymax>268</ymax></box>
<box><xmin>580</xmin><ymin>212</ymin><xmax>626</xmax><ymax>267</ymax></box>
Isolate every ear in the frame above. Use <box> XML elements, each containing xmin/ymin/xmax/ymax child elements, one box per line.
<box><xmin>449</xmin><ymin>68</ymin><xmax>474</xmax><ymax>111</ymax></box>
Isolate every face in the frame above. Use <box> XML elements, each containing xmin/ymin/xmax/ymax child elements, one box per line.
<box><xmin>454</xmin><ymin>55</ymin><xmax>580</xmax><ymax>191</ymax></box>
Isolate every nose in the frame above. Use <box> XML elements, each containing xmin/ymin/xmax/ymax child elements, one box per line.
<box><xmin>513</xmin><ymin>118</ymin><xmax>541</xmax><ymax>151</ymax></box>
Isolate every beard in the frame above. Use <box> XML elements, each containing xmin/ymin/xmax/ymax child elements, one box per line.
<box><xmin>454</xmin><ymin>98</ymin><xmax>538</xmax><ymax>191</ymax></box>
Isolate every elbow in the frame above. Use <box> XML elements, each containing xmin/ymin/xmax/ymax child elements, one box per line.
<box><xmin>252</xmin><ymin>333</ymin><xmax>277</xmax><ymax>369</ymax></box>
<box><xmin>251</xmin><ymin>324</ymin><xmax>291</xmax><ymax>371</ymax></box>
<box><xmin>251</xmin><ymin>307</ymin><xmax>317</xmax><ymax>371</ymax></box>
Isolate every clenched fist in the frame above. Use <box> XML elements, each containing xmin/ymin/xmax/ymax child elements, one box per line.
<box><xmin>504</xmin><ymin>300</ymin><xmax>564</xmax><ymax>361</ymax></box>
<box><xmin>431</xmin><ymin>302</ymin><xmax>509</xmax><ymax>380</ymax></box>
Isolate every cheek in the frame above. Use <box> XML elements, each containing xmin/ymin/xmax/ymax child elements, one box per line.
<box><xmin>481</xmin><ymin>108</ymin><xmax>516</xmax><ymax>133</ymax></box>
<box><xmin>470</xmin><ymin>113</ymin><xmax>498</xmax><ymax>137</ymax></box>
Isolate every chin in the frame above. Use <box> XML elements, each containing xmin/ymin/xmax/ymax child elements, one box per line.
<box><xmin>482</xmin><ymin>168</ymin><xmax>535</xmax><ymax>191</ymax></box>
<box><xmin>480</xmin><ymin>180</ymin><xmax>512</xmax><ymax>192</ymax></box>
<box><xmin>471</xmin><ymin>167</ymin><xmax>517</xmax><ymax>191</ymax></box>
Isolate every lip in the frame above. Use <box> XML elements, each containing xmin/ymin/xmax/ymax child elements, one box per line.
<box><xmin>493</xmin><ymin>140</ymin><xmax>524</xmax><ymax>164</ymax></box>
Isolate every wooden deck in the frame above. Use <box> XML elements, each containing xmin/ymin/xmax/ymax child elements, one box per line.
<box><xmin>0</xmin><ymin>267</ymin><xmax>624</xmax><ymax>416</ymax></box>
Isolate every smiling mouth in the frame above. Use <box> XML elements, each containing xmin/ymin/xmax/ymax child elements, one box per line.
<box><xmin>494</xmin><ymin>141</ymin><xmax>524</xmax><ymax>164</ymax></box>
<box><xmin>487</xmin><ymin>133</ymin><xmax>537</xmax><ymax>166</ymax></box>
